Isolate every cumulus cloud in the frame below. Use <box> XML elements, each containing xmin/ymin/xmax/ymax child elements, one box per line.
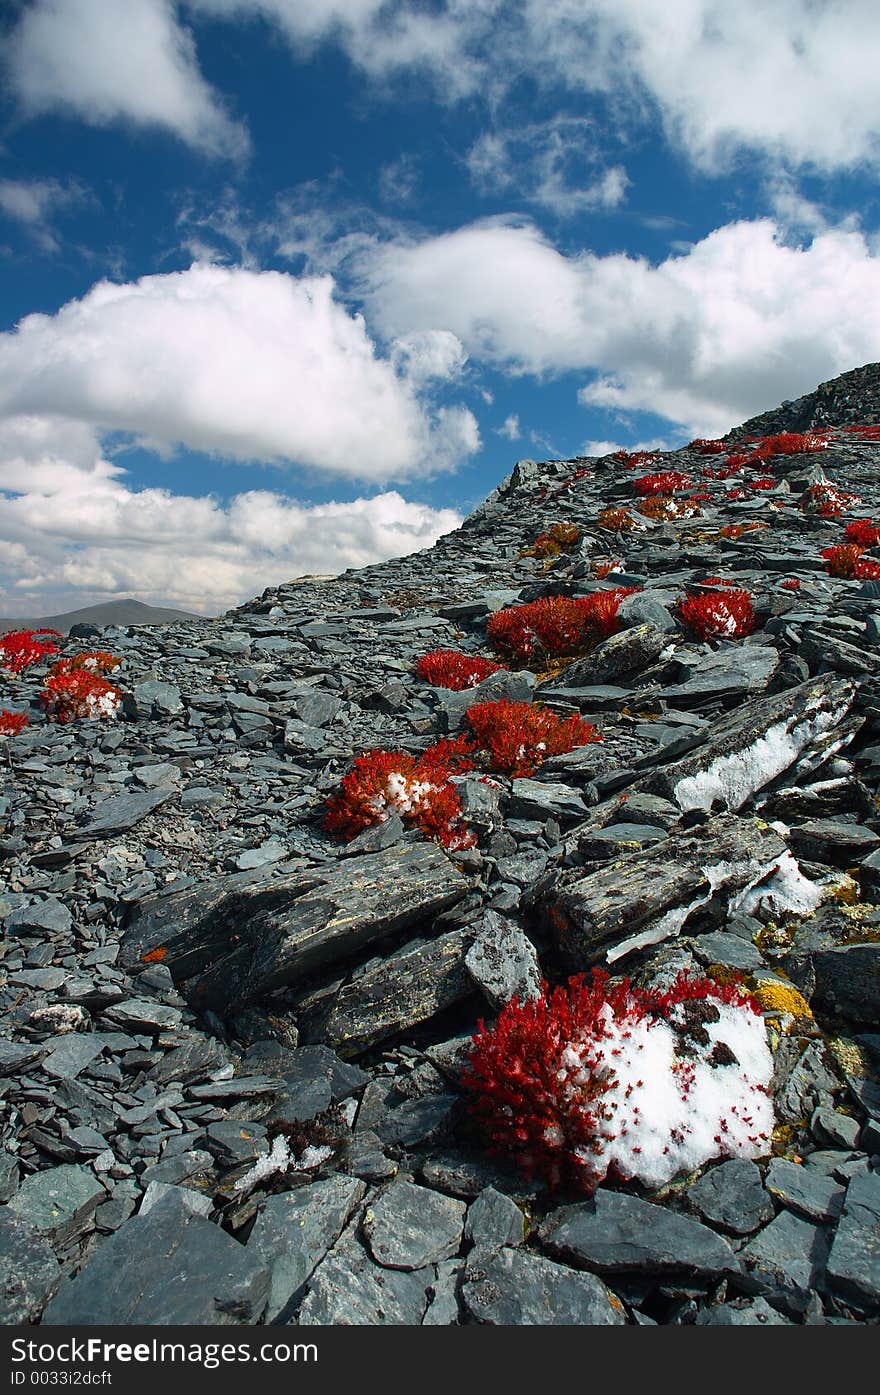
<box><xmin>496</xmin><ymin>415</ymin><xmax>520</xmax><ymax>441</ymax></box>
<box><xmin>8</xmin><ymin>0</ymin><xmax>248</xmax><ymax>158</ymax></box>
<box><xmin>0</xmin><ymin>263</ymin><xmax>479</xmax><ymax>481</ymax></box>
<box><xmin>186</xmin><ymin>0</ymin><xmax>880</xmax><ymax>174</ymax></box>
<box><xmin>360</xmin><ymin>214</ymin><xmax>880</xmax><ymax>436</ymax></box>
<box><xmin>0</xmin><ymin>416</ymin><xmax>462</xmax><ymax>614</ymax></box>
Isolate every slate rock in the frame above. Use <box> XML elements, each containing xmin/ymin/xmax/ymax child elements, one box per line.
<box><xmin>810</xmin><ymin>1107</ymin><xmax>861</xmax><ymax>1151</ymax></box>
<box><xmin>0</xmin><ymin>1212</ymin><xmax>61</xmax><ymax>1323</ymax></box>
<box><xmin>764</xmin><ymin>1158</ymin><xmax>846</xmax><ymax>1222</ymax></box>
<box><xmin>0</xmin><ymin>1039</ymin><xmax>45</xmax><ymax>1075</ymax></box>
<box><xmin>363</xmin><ymin>1180</ymin><xmax>466</xmax><ymax>1271</ymax></box>
<box><xmin>462</xmin><ymin>1246</ymin><xmax>626</xmax><ymax>1326</ymax></box>
<box><xmin>40</xmin><ymin>1034</ymin><xmax>107</xmax><ymax>1080</ymax></box>
<box><xmin>6</xmin><ymin>897</ymin><xmax>72</xmax><ymax>936</ymax></box>
<box><xmin>464</xmin><ymin>911</ymin><xmax>541</xmax><ymax>1008</ymax></box>
<box><xmin>825</xmin><ymin>1170</ymin><xmax>880</xmax><ymax>1308</ymax></box>
<box><xmin>42</xmin><ymin>1191</ymin><xmax>269</xmax><ymax>1326</ymax></box>
<box><xmin>463</xmin><ymin>1187</ymin><xmax>525</xmax><ymax>1251</ymax></box>
<box><xmin>7</xmin><ymin>1165</ymin><xmax>105</xmax><ymax>1244</ymax></box>
<box><xmin>247</xmin><ymin>1175</ymin><xmax>366</xmax><ymax>1321</ymax></box>
<box><xmin>297</xmin><ymin>1220</ymin><xmax>432</xmax><ymax>1325</ymax></box>
<box><xmin>71</xmin><ymin>787</ymin><xmax>177</xmax><ymax>840</ymax></box>
<box><xmin>685</xmin><ymin>1159</ymin><xmax>774</xmax><ymax>1236</ymax></box>
<box><xmin>538</xmin><ymin>1192</ymin><xmax>739</xmax><ymax>1280</ymax></box>
<box><xmin>695</xmin><ymin>1297</ymin><xmax>792</xmax><ymax>1326</ymax></box>
<box><xmin>806</xmin><ymin>944</ymin><xmax>880</xmax><ymax>1025</ymax></box>
<box><xmin>740</xmin><ymin>1210</ymin><xmax>832</xmax><ymax>1310</ymax></box>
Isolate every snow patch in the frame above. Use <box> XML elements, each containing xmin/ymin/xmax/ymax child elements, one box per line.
<box><xmin>673</xmin><ymin>707</ymin><xmax>840</xmax><ymax>813</ymax></box>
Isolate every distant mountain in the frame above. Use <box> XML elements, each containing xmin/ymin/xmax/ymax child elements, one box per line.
<box><xmin>0</xmin><ymin>598</ymin><xmax>204</xmax><ymax>636</ymax></box>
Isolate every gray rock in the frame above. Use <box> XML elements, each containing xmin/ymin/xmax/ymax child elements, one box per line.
<box><xmin>825</xmin><ymin>1170</ymin><xmax>880</xmax><ymax>1308</ymax></box>
<box><xmin>363</xmin><ymin>1180</ymin><xmax>466</xmax><ymax>1271</ymax></box>
<box><xmin>7</xmin><ymin>1165</ymin><xmax>105</xmax><ymax>1244</ymax></box>
<box><xmin>538</xmin><ymin>1192</ymin><xmax>739</xmax><ymax>1280</ymax></box>
<box><xmin>695</xmin><ymin>1297</ymin><xmax>792</xmax><ymax>1325</ymax></box>
<box><xmin>464</xmin><ymin>911</ymin><xmax>541</xmax><ymax>1008</ymax></box>
<box><xmin>807</xmin><ymin>944</ymin><xmax>880</xmax><ymax>1025</ymax></box>
<box><xmin>297</xmin><ymin>1220</ymin><xmax>432</xmax><ymax>1325</ymax></box>
<box><xmin>422</xmin><ymin>1258</ymin><xmax>462</xmax><ymax>1325</ymax></box>
<box><xmin>685</xmin><ymin>1159</ymin><xmax>774</xmax><ymax>1236</ymax></box>
<box><xmin>740</xmin><ymin>1210</ymin><xmax>832</xmax><ymax>1309</ymax></box>
<box><xmin>71</xmin><ymin>787</ymin><xmax>177</xmax><ymax>840</ymax></box>
<box><xmin>0</xmin><ymin>1039</ymin><xmax>44</xmax><ymax>1075</ymax></box>
<box><xmin>128</xmin><ymin>679</ymin><xmax>183</xmax><ymax>718</ymax></box>
<box><xmin>0</xmin><ymin>1212</ymin><xmax>61</xmax><ymax>1323</ymax></box>
<box><xmin>5</xmin><ymin>897</ymin><xmax>73</xmax><ymax>936</ymax></box>
<box><xmin>42</xmin><ymin>1191</ymin><xmax>269</xmax><ymax>1325</ymax></box>
<box><xmin>40</xmin><ymin>1034</ymin><xmax>107</xmax><ymax>1080</ymax></box>
<box><xmin>462</xmin><ymin>1246</ymin><xmax>626</xmax><ymax>1325</ymax></box>
<box><xmin>764</xmin><ymin>1158</ymin><xmax>846</xmax><ymax>1222</ymax></box>
<box><xmin>247</xmin><ymin>1174</ymin><xmax>366</xmax><ymax>1321</ymax></box>
<box><xmin>138</xmin><ymin>1182</ymin><xmax>213</xmax><ymax>1218</ymax></box>
<box><xmin>810</xmin><ymin>1107</ymin><xmax>861</xmax><ymax>1151</ymax></box>
<box><xmin>692</xmin><ymin>932</ymin><xmax>767</xmax><ymax>972</ymax></box>
<box><xmin>507</xmin><ymin>779</ymin><xmax>589</xmax><ymax>822</ymax></box>
<box><xmin>464</xmin><ymin>1187</ymin><xmax>526</xmax><ymax>1251</ymax></box>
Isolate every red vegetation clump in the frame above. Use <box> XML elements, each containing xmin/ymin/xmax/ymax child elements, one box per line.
<box><xmin>678</xmin><ymin>588</ymin><xmax>756</xmax><ymax>640</ymax></box>
<box><xmin>462</xmin><ymin>968</ymin><xmax>766</xmax><ymax>1193</ymax></box>
<box><xmin>749</xmin><ymin>477</ymin><xmax>776</xmax><ymax>491</ymax></box>
<box><xmin>614</xmin><ymin>450</ymin><xmax>660</xmax><ymax>469</ymax></box>
<box><xmin>487</xmin><ymin>590</ymin><xmax>637</xmax><ymax>663</ymax></box>
<box><xmin>781</xmin><ymin>578</ymin><xmax>802</xmax><ymax>591</ymax></box>
<box><xmin>688</xmin><ymin>438</ymin><xmax>727</xmax><ymax>454</ymax></box>
<box><xmin>597</xmin><ymin>507</ymin><xmax>638</xmax><ymax>531</ymax></box>
<box><xmin>524</xmin><ymin>523</ymin><xmax>581</xmax><ymax>559</ymax></box>
<box><xmin>716</xmin><ymin>522</ymin><xmax>766</xmax><ymax>539</ymax></box>
<box><xmin>841</xmin><ymin>423</ymin><xmax>880</xmax><ymax>439</ymax></box>
<box><xmin>822</xmin><ymin>544</ymin><xmax>880</xmax><ymax>580</ymax></box>
<box><xmin>637</xmin><ymin>495</ymin><xmax>701</xmax><ymax>520</ymax></box>
<box><xmin>0</xmin><ymin>710</ymin><xmax>28</xmax><ymax>736</ymax></box>
<box><xmin>748</xmin><ymin>430</ymin><xmax>828</xmax><ymax>457</ymax></box>
<box><xmin>415</xmin><ymin>649</ymin><xmax>501</xmax><ymax>691</ymax></box>
<box><xmin>50</xmin><ymin>651</ymin><xmax>121</xmax><ymax>677</ymax></box>
<box><xmin>464</xmin><ymin>699</ymin><xmax>600</xmax><ymax>778</ymax></box>
<box><xmin>633</xmin><ymin>470</ymin><xmax>692</xmax><ymax>496</ymax></box>
<box><xmin>592</xmin><ymin>559</ymin><xmax>619</xmax><ymax>579</ymax></box>
<box><xmin>845</xmin><ymin>519</ymin><xmax>880</xmax><ymax>548</ymax></box>
<box><xmin>801</xmin><ymin>482</ymin><xmax>862</xmax><ymax>516</ymax></box>
<box><xmin>39</xmin><ymin>667</ymin><xmax>123</xmax><ymax>723</ymax></box>
<box><xmin>0</xmin><ymin>629</ymin><xmax>62</xmax><ymax>674</ymax></box>
<box><xmin>324</xmin><ymin>738</ymin><xmax>475</xmax><ymax>849</ymax></box>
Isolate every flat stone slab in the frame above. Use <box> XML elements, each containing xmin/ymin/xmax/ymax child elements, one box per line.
<box><xmin>70</xmin><ymin>787</ymin><xmax>177</xmax><ymax>840</ymax></box>
<box><xmin>42</xmin><ymin>1191</ymin><xmax>270</xmax><ymax>1325</ymax></box>
<box><xmin>0</xmin><ymin>1213</ymin><xmax>61</xmax><ymax>1323</ymax></box>
<box><xmin>538</xmin><ymin>1191</ymin><xmax>739</xmax><ymax>1279</ymax></box>
<box><xmin>297</xmin><ymin>1221</ymin><xmax>433</xmax><ymax>1325</ymax></box>
<box><xmin>740</xmin><ymin>1209</ymin><xmax>832</xmax><ymax>1308</ymax></box>
<box><xmin>7</xmin><ymin>1165</ymin><xmax>105</xmax><ymax>1244</ymax></box>
<box><xmin>764</xmin><ymin>1158</ymin><xmax>846</xmax><ymax>1223</ymax></box>
<box><xmin>462</xmin><ymin>1246</ymin><xmax>626</xmax><ymax>1325</ymax></box>
<box><xmin>121</xmin><ymin>843</ymin><xmax>468</xmax><ymax>1014</ymax></box>
<box><xmin>363</xmin><ymin>1181</ymin><xmax>466</xmax><ymax>1271</ymax></box>
<box><xmin>685</xmin><ymin>1159</ymin><xmax>774</xmax><ymax>1236</ymax></box>
<box><xmin>247</xmin><ymin>1175</ymin><xmax>365</xmax><ymax>1322</ymax></box>
<box><xmin>464</xmin><ymin>910</ymin><xmax>541</xmax><ymax>1008</ymax></box>
<box><xmin>825</xmin><ymin>1170</ymin><xmax>880</xmax><ymax>1308</ymax></box>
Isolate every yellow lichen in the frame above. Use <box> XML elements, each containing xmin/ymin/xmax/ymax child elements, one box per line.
<box><xmin>826</xmin><ymin>1035</ymin><xmax>872</xmax><ymax>1080</ymax></box>
<box><xmin>750</xmin><ymin>977</ymin><xmax>814</xmax><ymax>1021</ymax></box>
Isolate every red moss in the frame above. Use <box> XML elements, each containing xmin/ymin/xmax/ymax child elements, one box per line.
<box><xmin>822</xmin><ymin>544</ymin><xmax>880</xmax><ymax>580</ymax></box>
<box><xmin>462</xmin><ymin>968</ymin><xmax>760</xmax><ymax>1192</ymax></box>
<box><xmin>749</xmin><ymin>477</ymin><xmax>776</xmax><ymax>491</ymax></box>
<box><xmin>637</xmin><ymin>495</ymin><xmax>701</xmax><ymax>520</ymax></box>
<box><xmin>678</xmin><ymin>588</ymin><xmax>756</xmax><ymax>640</ymax></box>
<box><xmin>38</xmin><ymin>666</ymin><xmax>123</xmax><ymax>723</ymax></box>
<box><xmin>487</xmin><ymin>590</ymin><xmax>637</xmax><ymax>663</ymax></box>
<box><xmin>747</xmin><ymin>431</ymin><xmax>828</xmax><ymax>457</ymax></box>
<box><xmin>688</xmin><ymin>438</ymin><xmax>727</xmax><ymax>454</ymax></box>
<box><xmin>597</xmin><ymin>507</ymin><xmax>638</xmax><ymax>531</ymax></box>
<box><xmin>415</xmin><ymin>649</ymin><xmax>502</xmax><ymax>691</ymax></box>
<box><xmin>0</xmin><ymin>629</ymin><xmax>62</xmax><ymax>674</ymax></box>
<box><xmin>781</xmin><ymin>578</ymin><xmax>802</xmax><ymax>591</ymax></box>
<box><xmin>464</xmin><ymin>698</ymin><xmax>600</xmax><ymax>778</ymax></box>
<box><xmin>524</xmin><ymin>522</ymin><xmax>582</xmax><ymax>559</ymax></box>
<box><xmin>845</xmin><ymin>519</ymin><xmax>880</xmax><ymax>548</ymax></box>
<box><xmin>0</xmin><ymin>710</ymin><xmax>28</xmax><ymax>736</ymax></box>
<box><xmin>633</xmin><ymin>470</ymin><xmax>692</xmax><ymax>496</ymax></box>
<box><xmin>801</xmin><ymin>482</ymin><xmax>862</xmax><ymax>516</ymax></box>
<box><xmin>324</xmin><ymin>740</ymin><xmax>475</xmax><ymax>848</ymax></box>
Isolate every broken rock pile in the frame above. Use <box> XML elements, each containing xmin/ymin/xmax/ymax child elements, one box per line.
<box><xmin>2</xmin><ymin>363</ymin><xmax>880</xmax><ymax>1326</ymax></box>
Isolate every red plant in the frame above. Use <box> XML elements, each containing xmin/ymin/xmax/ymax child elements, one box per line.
<box><xmin>801</xmin><ymin>482</ymin><xmax>862</xmax><ymax>516</ymax></box>
<box><xmin>0</xmin><ymin>710</ymin><xmax>28</xmax><ymax>736</ymax></box>
<box><xmin>487</xmin><ymin>590</ymin><xmax>636</xmax><ymax>663</ymax></box>
<box><xmin>524</xmin><ymin>522</ymin><xmax>581</xmax><ymax>559</ymax></box>
<box><xmin>50</xmin><ymin>651</ymin><xmax>121</xmax><ymax>677</ymax></box>
<box><xmin>678</xmin><ymin>588</ymin><xmax>756</xmax><ymax>640</ymax></box>
<box><xmin>781</xmin><ymin>578</ymin><xmax>801</xmax><ymax>591</ymax></box>
<box><xmin>415</xmin><ymin>649</ymin><xmax>501</xmax><ymax>691</ymax></box>
<box><xmin>597</xmin><ymin>507</ymin><xmax>638</xmax><ymax>531</ymax></box>
<box><xmin>462</xmin><ymin>968</ymin><xmax>768</xmax><ymax>1193</ymax></box>
<box><xmin>748</xmin><ymin>430</ymin><xmax>828</xmax><ymax>457</ymax></box>
<box><xmin>845</xmin><ymin>519</ymin><xmax>880</xmax><ymax>548</ymax></box>
<box><xmin>637</xmin><ymin>495</ymin><xmax>701</xmax><ymax>520</ymax></box>
<box><xmin>464</xmin><ymin>699</ymin><xmax>600</xmax><ymax>778</ymax></box>
<box><xmin>324</xmin><ymin>739</ymin><xmax>475</xmax><ymax>849</ymax></box>
<box><xmin>0</xmin><ymin>629</ymin><xmax>62</xmax><ymax>674</ymax></box>
<box><xmin>633</xmin><ymin>470</ymin><xmax>692</xmax><ymax>496</ymax></box>
<box><xmin>39</xmin><ymin>667</ymin><xmax>123</xmax><ymax>723</ymax></box>
<box><xmin>716</xmin><ymin>522</ymin><xmax>766</xmax><ymax>539</ymax></box>
<box><xmin>749</xmin><ymin>477</ymin><xmax>776</xmax><ymax>491</ymax></box>
<box><xmin>822</xmin><ymin>544</ymin><xmax>880</xmax><ymax>580</ymax></box>
<box><xmin>615</xmin><ymin>450</ymin><xmax>660</xmax><ymax>469</ymax></box>
<box><xmin>593</xmin><ymin>559</ymin><xmax>620</xmax><ymax>580</ymax></box>
<box><xmin>689</xmin><ymin>438</ymin><xmax>727</xmax><ymax>454</ymax></box>
<box><xmin>841</xmin><ymin>423</ymin><xmax>880</xmax><ymax>439</ymax></box>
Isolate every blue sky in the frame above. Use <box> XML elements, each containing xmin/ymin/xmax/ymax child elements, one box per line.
<box><xmin>1</xmin><ymin>1</ymin><xmax>880</xmax><ymax>616</ymax></box>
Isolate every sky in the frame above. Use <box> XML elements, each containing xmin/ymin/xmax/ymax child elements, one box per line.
<box><xmin>1</xmin><ymin>1</ymin><xmax>880</xmax><ymax>617</ymax></box>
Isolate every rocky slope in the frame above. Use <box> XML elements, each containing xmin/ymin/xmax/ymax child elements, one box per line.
<box><xmin>1</xmin><ymin>365</ymin><xmax>880</xmax><ymax>1327</ymax></box>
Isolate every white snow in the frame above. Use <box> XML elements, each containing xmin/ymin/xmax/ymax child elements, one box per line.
<box><xmin>729</xmin><ymin>850</ymin><xmax>824</xmax><ymax>918</ymax></box>
<box><xmin>232</xmin><ymin>1135</ymin><xmax>334</xmax><ymax>1194</ymax></box>
<box><xmin>568</xmin><ymin>995</ymin><xmax>774</xmax><ymax>1189</ymax></box>
<box><xmin>673</xmin><ymin>707</ymin><xmax>839</xmax><ymax>813</ymax></box>
<box><xmin>606</xmin><ymin>859</ymin><xmax>740</xmax><ymax>964</ymax></box>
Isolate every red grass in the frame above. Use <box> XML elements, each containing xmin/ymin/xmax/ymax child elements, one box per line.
<box><xmin>464</xmin><ymin>699</ymin><xmax>600</xmax><ymax>778</ymax></box>
<box><xmin>0</xmin><ymin>710</ymin><xmax>28</xmax><ymax>736</ymax></box>
<box><xmin>845</xmin><ymin>519</ymin><xmax>880</xmax><ymax>548</ymax></box>
<box><xmin>678</xmin><ymin>588</ymin><xmax>756</xmax><ymax>640</ymax></box>
<box><xmin>415</xmin><ymin>649</ymin><xmax>502</xmax><ymax>691</ymax></box>
<box><xmin>0</xmin><ymin>629</ymin><xmax>62</xmax><ymax>674</ymax></box>
<box><xmin>822</xmin><ymin>544</ymin><xmax>880</xmax><ymax>580</ymax></box>
<box><xmin>487</xmin><ymin>590</ymin><xmax>637</xmax><ymax>663</ymax></box>
<box><xmin>633</xmin><ymin>470</ymin><xmax>692</xmax><ymax>496</ymax></box>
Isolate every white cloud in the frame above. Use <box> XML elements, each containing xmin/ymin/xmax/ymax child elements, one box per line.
<box><xmin>360</xmin><ymin>214</ymin><xmax>880</xmax><ymax>436</ymax></box>
<box><xmin>496</xmin><ymin>414</ymin><xmax>520</xmax><ymax>441</ymax></box>
<box><xmin>0</xmin><ymin>416</ymin><xmax>462</xmax><ymax>614</ymax></box>
<box><xmin>0</xmin><ymin>263</ymin><xmax>479</xmax><ymax>481</ymax></box>
<box><xmin>0</xmin><ymin>178</ymin><xmax>87</xmax><ymax>252</ymax></box>
<box><xmin>8</xmin><ymin>0</ymin><xmax>247</xmax><ymax>158</ymax></box>
<box><xmin>466</xmin><ymin>119</ymin><xmax>629</xmax><ymax>218</ymax></box>
<box><xmin>187</xmin><ymin>1</ymin><xmax>880</xmax><ymax>174</ymax></box>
